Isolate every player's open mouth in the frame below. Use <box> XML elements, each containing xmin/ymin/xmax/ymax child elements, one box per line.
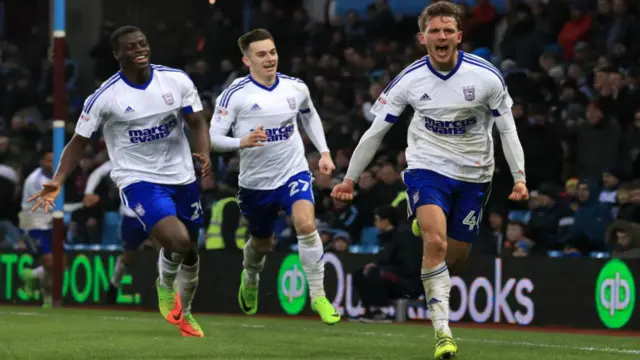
<box><xmin>134</xmin><ymin>55</ymin><xmax>149</xmax><ymax>64</ymax></box>
<box><xmin>435</xmin><ymin>45</ymin><xmax>449</xmax><ymax>57</ymax></box>
<box><xmin>263</xmin><ymin>64</ymin><xmax>276</xmax><ymax>72</ymax></box>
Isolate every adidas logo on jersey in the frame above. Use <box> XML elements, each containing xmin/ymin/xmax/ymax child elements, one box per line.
<box><xmin>420</xmin><ymin>93</ymin><xmax>431</xmax><ymax>101</ymax></box>
<box><xmin>125</xmin><ymin>106</ymin><xmax>135</xmax><ymax>113</ymax></box>
<box><xmin>251</xmin><ymin>103</ymin><xmax>261</xmax><ymax>111</ymax></box>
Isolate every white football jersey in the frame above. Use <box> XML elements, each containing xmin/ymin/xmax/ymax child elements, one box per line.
<box><xmin>371</xmin><ymin>51</ymin><xmax>514</xmax><ymax>183</ymax></box>
<box><xmin>75</xmin><ymin>65</ymin><xmax>203</xmax><ymax>189</ymax></box>
<box><xmin>211</xmin><ymin>74</ymin><xmax>313</xmax><ymax>190</ymax></box>
<box><xmin>20</xmin><ymin>168</ymin><xmax>52</xmax><ymax>230</ymax></box>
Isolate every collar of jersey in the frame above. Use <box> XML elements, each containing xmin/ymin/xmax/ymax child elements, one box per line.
<box><xmin>249</xmin><ymin>74</ymin><xmax>279</xmax><ymax>92</ymax></box>
<box><xmin>425</xmin><ymin>50</ymin><xmax>463</xmax><ymax>81</ymax></box>
<box><xmin>119</xmin><ymin>67</ymin><xmax>154</xmax><ymax>90</ymax></box>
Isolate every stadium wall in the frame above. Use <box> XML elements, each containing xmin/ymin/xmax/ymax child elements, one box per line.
<box><xmin>0</xmin><ymin>251</ymin><xmax>637</xmax><ymax>331</ymax></box>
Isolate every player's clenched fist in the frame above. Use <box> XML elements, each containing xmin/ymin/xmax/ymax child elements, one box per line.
<box><xmin>331</xmin><ymin>179</ymin><xmax>355</xmax><ymax>202</ymax></box>
<box><xmin>508</xmin><ymin>181</ymin><xmax>529</xmax><ymax>201</ymax></box>
<box><xmin>240</xmin><ymin>125</ymin><xmax>268</xmax><ymax>148</ymax></box>
<box><xmin>318</xmin><ymin>152</ymin><xmax>335</xmax><ymax>175</ymax></box>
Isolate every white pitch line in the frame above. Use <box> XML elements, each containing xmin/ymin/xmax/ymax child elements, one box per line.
<box><xmin>457</xmin><ymin>337</ymin><xmax>640</xmax><ymax>355</ymax></box>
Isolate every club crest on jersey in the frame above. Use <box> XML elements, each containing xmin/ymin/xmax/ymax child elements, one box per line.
<box><xmin>162</xmin><ymin>93</ymin><xmax>175</xmax><ymax>105</ymax></box>
<box><xmin>287</xmin><ymin>97</ymin><xmax>296</xmax><ymax>110</ymax></box>
<box><xmin>463</xmin><ymin>86</ymin><xmax>475</xmax><ymax>102</ymax></box>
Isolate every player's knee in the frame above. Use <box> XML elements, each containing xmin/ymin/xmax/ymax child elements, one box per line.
<box><xmin>294</xmin><ymin>219</ymin><xmax>316</xmax><ymax>236</ymax></box>
<box><xmin>172</xmin><ymin>235</ymin><xmax>192</xmax><ymax>253</ymax></box>
<box><xmin>41</xmin><ymin>255</ymin><xmax>54</xmax><ymax>271</ymax></box>
<box><xmin>250</xmin><ymin>236</ymin><xmax>274</xmax><ymax>253</ymax></box>
<box><xmin>420</xmin><ymin>229</ymin><xmax>447</xmax><ymax>253</ymax></box>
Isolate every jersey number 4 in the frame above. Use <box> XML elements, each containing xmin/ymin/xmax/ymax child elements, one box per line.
<box><xmin>463</xmin><ymin>210</ymin><xmax>479</xmax><ymax>231</ymax></box>
<box><xmin>288</xmin><ymin>179</ymin><xmax>310</xmax><ymax>197</ymax></box>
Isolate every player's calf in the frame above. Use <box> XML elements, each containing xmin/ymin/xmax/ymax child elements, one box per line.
<box><xmin>416</xmin><ymin>205</ymin><xmax>452</xmax><ymax>338</ymax></box>
<box><xmin>238</xmin><ymin>237</ymin><xmax>269</xmax><ymax>315</ymax></box>
<box><xmin>178</xmin><ymin>246</ymin><xmax>199</xmax><ymax>317</ymax></box>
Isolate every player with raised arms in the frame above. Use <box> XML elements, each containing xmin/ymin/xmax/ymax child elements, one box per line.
<box><xmin>331</xmin><ymin>2</ymin><xmax>528</xmax><ymax>358</ymax></box>
<box><xmin>28</xmin><ymin>26</ymin><xmax>211</xmax><ymax>338</ymax></box>
<box><xmin>209</xmin><ymin>28</ymin><xmax>341</xmax><ymax>325</ymax></box>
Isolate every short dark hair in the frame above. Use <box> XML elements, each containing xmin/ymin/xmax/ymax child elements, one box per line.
<box><xmin>110</xmin><ymin>25</ymin><xmax>143</xmax><ymax>51</ymax></box>
<box><xmin>418</xmin><ymin>1</ymin><xmax>463</xmax><ymax>33</ymax></box>
<box><xmin>374</xmin><ymin>205</ymin><xmax>399</xmax><ymax>228</ymax></box>
<box><xmin>38</xmin><ymin>140</ymin><xmax>53</xmax><ymax>158</ymax></box>
<box><xmin>237</xmin><ymin>28</ymin><xmax>274</xmax><ymax>54</ymax></box>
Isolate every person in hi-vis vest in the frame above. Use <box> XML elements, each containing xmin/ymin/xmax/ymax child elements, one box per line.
<box><xmin>206</xmin><ymin>174</ymin><xmax>248</xmax><ymax>250</ymax></box>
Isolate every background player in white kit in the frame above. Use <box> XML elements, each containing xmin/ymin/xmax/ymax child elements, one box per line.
<box><xmin>18</xmin><ymin>147</ymin><xmax>58</xmax><ymax>308</ymax></box>
<box><xmin>332</xmin><ymin>3</ymin><xmax>529</xmax><ymax>359</ymax></box>
<box><xmin>209</xmin><ymin>29</ymin><xmax>341</xmax><ymax>325</ymax></box>
<box><xmin>83</xmin><ymin>160</ymin><xmax>149</xmax><ymax>304</ymax></box>
<box><xmin>28</xmin><ymin>26</ymin><xmax>211</xmax><ymax>337</ymax></box>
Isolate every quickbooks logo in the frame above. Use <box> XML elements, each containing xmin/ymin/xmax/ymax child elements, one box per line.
<box><xmin>595</xmin><ymin>259</ymin><xmax>636</xmax><ymax>329</ymax></box>
<box><xmin>277</xmin><ymin>254</ymin><xmax>307</xmax><ymax>315</ymax></box>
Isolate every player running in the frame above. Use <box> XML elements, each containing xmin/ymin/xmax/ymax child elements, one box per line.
<box><xmin>28</xmin><ymin>26</ymin><xmax>211</xmax><ymax>338</ymax></box>
<box><xmin>209</xmin><ymin>28</ymin><xmax>341</xmax><ymax>325</ymax></box>
<box><xmin>331</xmin><ymin>3</ymin><xmax>528</xmax><ymax>359</ymax></box>
<box><xmin>19</xmin><ymin>147</ymin><xmax>57</xmax><ymax>308</ymax></box>
<box><xmin>82</xmin><ymin>160</ymin><xmax>149</xmax><ymax>304</ymax></box>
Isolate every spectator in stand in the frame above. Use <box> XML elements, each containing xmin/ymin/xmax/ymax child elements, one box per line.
<box><xmin>562</xmin><ymin>179</ymin><xmax>614</xmax><ymax>252</ymax></box>
<box><xmin>574</xmin><ymin>101</ymin><xmax>627</xmax><ymax>179</ymax></box>
<box><xmin>352</xmin><ymin>205</ymin><xmax>422</xmax><ymax>322</ymax></box>
<box><xmin>476</xmin><ymin>205</ymin><xmax>506</xmax><ymax>256</ymax></box>
<box><xmin>527</xmin><ymin>183</ymin><xmax>575</xmax><ymax>251</ymax></box>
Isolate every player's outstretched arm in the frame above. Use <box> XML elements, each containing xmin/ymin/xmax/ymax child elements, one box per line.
<box><xmin>298</xmin><ymin>85</ymin><xmax>335</xmax><ymax>174</ymax></box>
<box><xmin>331</xmin><ymin>114</ymin><xmax>393</xmax><ymax>201</ymax></box>
<box><xmin>484</xmin><ymin>70</ymin><xmax>529</xmax><ymax>201</ymax></box>
<box><xmin>30</xmin><ymin>86</ymin><xmax>108</xmax><ymax>212</ymax></box>
<box><xmin>332</xmin><ymin>69</ymin><xmax>409</xmax><ymax>201</ymax></box>
<box><xmin>28</xmin><ymin>134</ymin><xmax>91</xmax><ymax>212</ymax></box>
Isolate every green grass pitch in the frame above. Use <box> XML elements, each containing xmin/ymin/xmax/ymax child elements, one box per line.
<box><xmin>0</xmin><ymin>306</ymin><xmax>638</xmax><ymax>359</ymax></box>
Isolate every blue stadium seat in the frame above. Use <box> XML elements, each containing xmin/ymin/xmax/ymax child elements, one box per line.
<box><xmin>547</xmin><ymin>250</ymin><xmax>563</xmax><ymax>258</ymax></box>
<box><xmin>101</xmin><ymin>211</ymin><xmax>122</xmax><ymax>246</ymax></box>
<box><xmin>359</xmin><ymin>226</ymin><xmax>379</xmax><ymax>247</ymax></box>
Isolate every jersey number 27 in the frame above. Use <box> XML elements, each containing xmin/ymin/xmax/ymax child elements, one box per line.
<box><xmin>288</xmin><ymin>179</ymin><xmax>310</xmax><ymax>197</ymax></box>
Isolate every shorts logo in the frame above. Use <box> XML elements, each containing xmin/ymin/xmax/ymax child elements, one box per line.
<box><xmin>412</xmin><ymin>191</ymin><xmax>420</xmax><ymax>207</ymax></box>
<box><xmin>80</xmin><ymin>113</ymin><xmax>90</xmax><ymax>121</ymax></box>
<box><xmin>287</xmin><ymin>97</ymin><xmax>296</xmax><ymax>110</ymax></box>
<box><xmin>163</xmin><ymin>93</ymin><xmax>175</xmax><ymax>105</ymax></box>
<box><xmin>463</xmin><ymin>86</ymin><xmax>475</xmax><ymax>102</ymax></box>
<box><xmin>128</xmin><ymin>116</ymin><xmax>178</xmax><ymax>143</ymax></box>
<box><xmin>424</xmin><ymin>116</ymin><xmax>477</xmax><ymax>135</ymax></box>
<box><xmin>134</xmin><ymin>203</ymin><xmax>145</xmax><ymax>217</ymax></box>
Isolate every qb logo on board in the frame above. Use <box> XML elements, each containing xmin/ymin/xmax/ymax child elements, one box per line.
<box><xmin>595</xmin><ymin>259</ymin><xmax>636</xmax><ymax>329</ymax></box>
<box><xmin>277</xmin><ymin>254</ymin><xmax>308</xmax><ymax>315</ymax></box>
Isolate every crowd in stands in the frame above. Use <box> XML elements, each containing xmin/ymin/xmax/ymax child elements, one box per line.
<box><xmin>0</xmin><ymin>0</ymin><xmax>639</xmax><ymax>259</ymax></box>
